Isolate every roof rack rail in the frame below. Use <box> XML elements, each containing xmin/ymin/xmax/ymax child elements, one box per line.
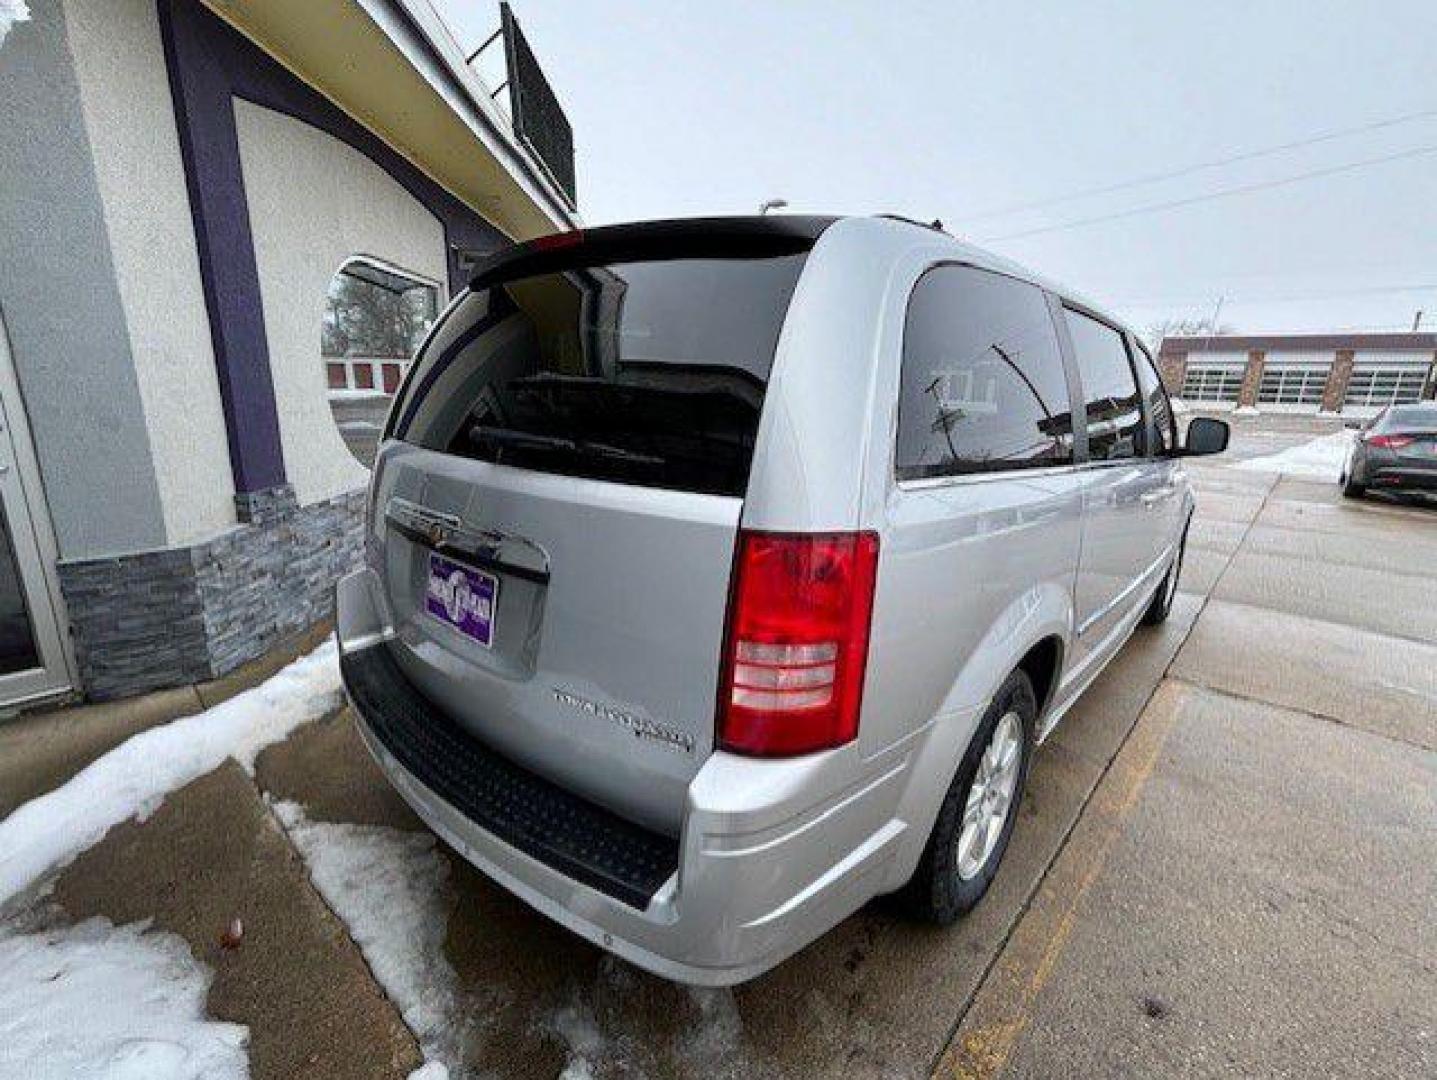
<box><xmin>876</xmin><ymin>213</ymin><xmax>947</xmax><ymax>234</ymax></box>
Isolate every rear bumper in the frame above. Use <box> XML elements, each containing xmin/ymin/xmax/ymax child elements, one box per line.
<box><xmin>1353</xmin><ymin>450</ymin><xmax>1437</xmax><ymax>491</ymax></box>
<box><xmin>336</xmin><ymin>568</ymin><xmax>911</xmax><ymax>985</ymax></box>
<box><xmin>1368</xmin><ymin>467</ymin><xmax>1437</xmax><ymax>491</ymax></box>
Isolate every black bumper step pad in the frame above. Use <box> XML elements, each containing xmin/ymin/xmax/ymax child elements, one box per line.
<box><xmin>340</xmin><ymin>645</ymin><xmax>680</xmax><ymax>910</ymax></box>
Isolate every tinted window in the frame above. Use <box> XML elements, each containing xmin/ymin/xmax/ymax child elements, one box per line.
<box><xmin>1064</xmin><ymin>310</ymin><xmax>1143</xmax><ymax>461</ymax></box>
<box><xmin>393</xmin><ymin>254</ymin><xmax>808</xmax><ymax>496</ymax></box>
<box><xmin>1382</xmin><ymin>405</ymin><xmax>1437</xmax><ymax>432</ymax></box>
<box><xmin>896</xmin><ymin>266</ymin><xmax>1073</xmax><ymax>480</ymax></box>
<box><xmin>1132</xmin><ymin>341</ymin><xmax>1175</xmax><ymax>455</ymax></box>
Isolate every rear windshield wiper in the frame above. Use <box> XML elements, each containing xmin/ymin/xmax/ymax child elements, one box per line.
<box><xmin>467</xmin><ymin>425</ymin><xmax>667</xmax><ymax>467</ymax></box>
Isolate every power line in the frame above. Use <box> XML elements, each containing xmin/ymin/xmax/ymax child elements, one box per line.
<box><xmin>1114</xmin><ymin>282</ymin><xmax>1437</xmax><ymax>307</ymax></box>
<box><xmin>981</xmin><ymin>143</ymin><xmax>1437</xmax><ymax>242</ymax></box>
<box><xmin>959</xmin><ymin>106</ymin><xmax>1437</xmax><ymax>223</ymax></box>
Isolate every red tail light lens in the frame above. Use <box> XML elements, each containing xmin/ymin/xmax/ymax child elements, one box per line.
<box><xmin>717</xmin><ymin>531</ymin><xmax>880</xmax><ymax>756</ymax></box>
<box><xmin>1366</xmin><ymin>434</ymin><xmax>1414</xmax><ymax>449</ymax></box>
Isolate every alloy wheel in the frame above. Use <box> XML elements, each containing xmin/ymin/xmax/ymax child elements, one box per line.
<box><xmin>955</xmin><ymin>712</ymin><xmax>1023</xmax><ymax>881</ymax></box>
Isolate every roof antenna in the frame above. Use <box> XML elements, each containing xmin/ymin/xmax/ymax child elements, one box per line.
<box><xmin>758</xmin><ymin>198</ymin><xmax>788</xmax><ymax>216</ymax></box>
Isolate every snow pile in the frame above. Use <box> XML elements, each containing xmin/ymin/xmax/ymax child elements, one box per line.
<box><xmin>273</xmin><ymin>801</ymin><xmax>465</xmax><ymax>1080</ymax></box>
<box><xmin>1234</xmin><ymin>430</ymin><xmax>1355</xmax><ymax>481</ymax></box>
<box><xmin>0</xmin><ymin>639</ymin><xmax>342</xmax><ymax>909</ymax></box>
<box><xmin>0</xmin><ymin>2</ymin><xmax>29</xmax><ymax>48</ymax></box>
<box><xmin>0</xmin><ymin>917</ymin><xmax>247</xmax><ymax>1080</ymax></box>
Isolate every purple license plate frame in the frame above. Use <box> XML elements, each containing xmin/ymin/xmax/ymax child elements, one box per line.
<box><xmin>424</xmin><ymin>552</ymin><xmax>498</xmax><ymax>648</ymax></box>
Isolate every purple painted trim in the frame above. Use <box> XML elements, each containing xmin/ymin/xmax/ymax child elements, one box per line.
<box><xmin>157</xmin><ymin>0</ymin><xmax>506</xmax><ymax>493</ymax></box>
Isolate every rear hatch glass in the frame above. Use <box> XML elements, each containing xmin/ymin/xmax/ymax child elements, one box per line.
<box><xmin>390</xmin><ymin>250</ymin><xmax>809</xmax><ymax>495</ymax></box>
<box><xmin>373</xmin><ymin>233</ymin><xmax>814</xmax><ymax>835</ymax></box>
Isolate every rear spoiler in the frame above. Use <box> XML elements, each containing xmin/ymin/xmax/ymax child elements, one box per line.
<box><xmin>464</xmin><ymin>215</ymin><xmax>837</xmax><ymax>291</ymax></box>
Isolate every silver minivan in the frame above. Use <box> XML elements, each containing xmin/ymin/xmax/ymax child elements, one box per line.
<box><xmin>336</xmin><ymin>215</ymin><xmax>1228</xmax><ymax>986</ymax></box>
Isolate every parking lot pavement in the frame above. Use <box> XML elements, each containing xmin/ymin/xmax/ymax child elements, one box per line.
<box><xmin>941</xmin><ymin>680</ymin><xmax>1437</xmax><ymax>1079</ymax></box>
<box><xmin>16</xmin><ymin>418</ymin><xmax>1435</xmax><ymax>1079</ymax></box>
<box><xmin>942</xmin><ymin>430</ymin><xmax>1437</xmax><ymax>1079</ymax></box>
<box><xmin>50</xmin><ymin>761</ymin><xmax>424</xmax><ymax>1080</ymax></box>
<box><xmin>245</xmin><ymin>593</ymin><xmax>1202</xmax><ymax>1079</ymax></box>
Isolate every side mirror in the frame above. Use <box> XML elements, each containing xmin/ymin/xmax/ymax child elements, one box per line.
<box><xmin>1183</xmin><ymin>416</ymin><xmax>1229</xmax><ymax>456</ymax></box>
<box><xmin>1343</xmin><ymin>419</ymin><xmax>1364</xmax><ymax>431</ymax></box>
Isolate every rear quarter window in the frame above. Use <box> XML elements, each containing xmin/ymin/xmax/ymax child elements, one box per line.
<box><xmin>896</xmin><ymin>265</ymin><xmax>1075</xmax><ymax>480</ymax></box>
<box><xmin>390</xmin><ymin>254</ymin><xmax>808</xmax><ymax>496</ymax></box>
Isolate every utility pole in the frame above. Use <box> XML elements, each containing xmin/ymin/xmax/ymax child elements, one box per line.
<box><xmin>1412</xmin><ymin>309</ymin><xmax>1424</xmax><ymax>331</ymax></box>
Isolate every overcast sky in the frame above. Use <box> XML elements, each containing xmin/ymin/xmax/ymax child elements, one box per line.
<box><xmin>437</xmin><ymin>1</ymin><xmax>1437</xmax><ymax>338</ymax></box>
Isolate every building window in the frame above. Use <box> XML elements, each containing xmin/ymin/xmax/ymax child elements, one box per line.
<box><xmin>322</xmin><ymin>257</ymin><xmax>441</xmax><ymax>467</ymax></box>
<box><xmin>1344</xmin><ymin>364</ymin><xmax>1427</xmax><ymax>408</ymax></box>
<box><xmin>1181</xmin><ymin>365</ymin><xmax>1243</xmax><ymax>403</ymax></box>
<box><xmin>1258</xmin><ymin>365</ymin><xmax>1326</xmax><ymax>406</ymax></box>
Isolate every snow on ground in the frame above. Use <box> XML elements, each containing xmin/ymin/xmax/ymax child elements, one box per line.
<box><xmin>1233</xmin><ymin>429</ymin><xmax>1355</xmax><ymax>481</ymax></box>
<box><xmin>0</xmin><ymin>2</ymin><xmax>30</xmax><ymax>48</ymax></box>
<box><xmin>541</xmin><ymin>958</ymin><xmax>748</xmax><ymax>1079</ymax></box>
<box><xmin>0</xmin><ymin>639</ymin><xmax>342</xmax><ymax>910</ymax></box>
<box><xmin>0</xmin><ymin>917</ymin><xmax>248</xmax><ymax>1080</ymax></box>
<box><xmin>272</xmin><ymin>800</ymin><xmax>465</xmax><ymax>1080</ymax></box>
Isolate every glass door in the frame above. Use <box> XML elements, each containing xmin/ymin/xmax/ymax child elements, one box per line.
<box><xmin>0</xmin><ymin>310</ymin><xmax>74</xmax><ymax>710</ymax></box>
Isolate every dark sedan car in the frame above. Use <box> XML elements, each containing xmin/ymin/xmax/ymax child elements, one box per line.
<box><xmin>1341</xmin><ymin>403</ymin><xmax>1437</xmax><ymax>498</ymax></box>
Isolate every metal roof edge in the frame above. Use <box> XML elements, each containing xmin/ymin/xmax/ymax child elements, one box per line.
<box><xmin>361</xmin><ymin>0</ymin><xmax>580</xmax><ymax>231</ymax></box>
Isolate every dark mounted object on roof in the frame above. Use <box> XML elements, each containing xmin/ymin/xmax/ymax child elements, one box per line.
<box><xmin>501</xmin><ymin>2</ymin><xmax>577</xmax><ymax>208</ymax></box>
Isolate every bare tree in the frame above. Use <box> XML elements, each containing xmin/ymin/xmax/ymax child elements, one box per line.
<box><xmin>1140</xmin><ymin>316</ymin><xmax>1234</xmax><ymax>354</ymax></box>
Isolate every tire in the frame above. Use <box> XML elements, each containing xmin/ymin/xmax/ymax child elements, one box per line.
<box><xmin>901</xmin><ymin>670</ymin><xmax>1036</xmax><ymax>925</ymax></box>
<box><xmin>1141</xmin><ymin>523</ymin><xmax>1187</xmax><ymax>627</ymax></box>
<box><xmin>1340</xmin><ymin>470</ymin><xmax>1365</xmax><ymax>499</ymax></box>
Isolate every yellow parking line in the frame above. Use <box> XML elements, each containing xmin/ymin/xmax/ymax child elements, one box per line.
<box><xmin>936</xmin><ymin>679</ymin><xmax>1188</xmax><ymax>1080</ymax></box>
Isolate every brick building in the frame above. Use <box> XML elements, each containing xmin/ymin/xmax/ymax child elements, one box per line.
<box><xmin>1158</xmin><ymin>332</ymin><xmax>1437</xmax><ymax>416</ymax></box>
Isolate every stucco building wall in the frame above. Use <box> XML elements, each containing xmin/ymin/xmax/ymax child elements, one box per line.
<box><xmin>63</xmin><ymin>0</ymin><xmax>237</xmax><ymax>547</ymax></box>
<box><xmin>234</xmin><ymin>98</ymin><xmax>448</xmax><ymax>507</ymax></box>
<box><xmin>0</xmin><ymin>0</ymin><xmax>169</xmax><ymax>561</ymax></box>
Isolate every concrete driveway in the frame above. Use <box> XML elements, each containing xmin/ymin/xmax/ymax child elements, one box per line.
<box><xmin>27</xmin><ymin>418</ymin><xmax>1437</xmax><ymax>1079</ymax></box>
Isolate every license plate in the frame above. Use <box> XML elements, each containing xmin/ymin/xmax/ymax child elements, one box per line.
<box><xmin>425</xmin><ymin>553</ymin><xmax>497</xmax><ymax>648</ymax></box>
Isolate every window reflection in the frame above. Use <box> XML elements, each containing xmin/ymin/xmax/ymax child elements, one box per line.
<box><xmin>897</xmin><ymin>266</ymin><xmax>1074</xmax><ymax>480</ymax></box>
<box><xmin>321</xmin><ymin>258</ymin><xmax>440</xmax><ymax>468</ymax></box>
<box><xmin>1064</xmin><ymin>310</ymin><xmax>1144</xmax><ymax>462</ymax></box>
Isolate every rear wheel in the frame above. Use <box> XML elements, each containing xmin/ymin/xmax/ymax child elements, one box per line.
<box><xmin>902</xmin><ymin>670</ymin><xmax>1035</xmax><ymax>924</ymax></box>
<box><xmin>1340</xmin><ymin>469</ymin><xmax>1366</xmax><ymax>499</ymax></box>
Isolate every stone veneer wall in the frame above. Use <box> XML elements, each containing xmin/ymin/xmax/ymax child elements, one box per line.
<box><xmin>57</xmin><ymin>485</ymin><xmax>363</xmax><ymax>699</ymax></box>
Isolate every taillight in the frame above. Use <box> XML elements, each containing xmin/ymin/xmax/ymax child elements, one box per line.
<box><xmin>717</xmin><ymin>531</ymin><xmax>880</xmax><ymax>756</ymax></box>
<box><xmin>1366</xmin><ymin>434</ymin><xmax>1415</xmax><ymax>449</ymax></box>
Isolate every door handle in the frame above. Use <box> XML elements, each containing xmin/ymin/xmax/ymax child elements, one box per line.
<box><xmin>1139</xmin><ymin>491</ymin><xmax>1166</xmax><ymax>508</ymax></box>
